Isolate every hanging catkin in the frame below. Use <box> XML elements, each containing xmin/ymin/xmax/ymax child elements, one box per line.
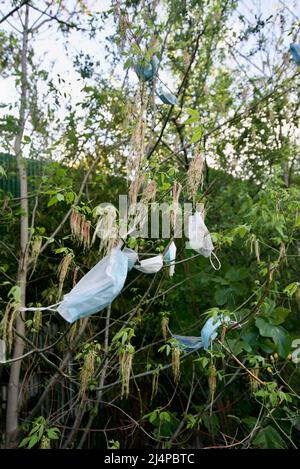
<box><xmin>119</xmin><ymin>347</ymin><xmax>134</xmax><ymax>398</ymax></box>
<box><xmin>129</xmin><ymin>173</ymin><xmax>145</xmax><ymax>209</ymax></box>
<box><xmin>33</xmin><ymin>309</ymin><xmax>42</xmax><ymax>332</ymax></box>
<box><xmin>57</xmin><ymin>253</ymin><xmax>73</xmax><ymax>298</ymax></box>
<box><xmin>172</xmin><ymin>347</ymin><xmax>181</xmax><ymax>382</ymax></box>
<box><xmin>142</xmin><ymin>180</ymin><xmax>157</xmax><ymax>202</ymax></box>
<box><xmin>249</xmin><ymin>365</ymin><xmax>260</xmax><ymax>392</ymax></box>
<box><xmin>70</xmin><ymin>207</ymin><xmax>91</xmax><ymax>250</ymax></box>
<box><xmin>187</xmin><ymin>153</ymin><xmax>204</xmax><ymax>202</ymax></box>
<box><xmin>92</xmin><ymin>205</ymin><xmax>118</xmax><ymax>255</ymax></box>
<box><xmin>161</xmin><ymin>316</ymin><xmax>169</xmax><ymax>340</ymax></box>
<box><xmin>29</xmin><ymin>236</ymin><xmax>42</xmax><ymax>274</ymax></box>
<box><xmin>127</xmin><ymin>95</ymin><xmax>147</xmax><ymax>178</ymax></box>
<box><xmin>208</xmin><ymin>363</ymin><xmax>217</xmax><ymax>415</ymax></box>
<box><xmin>79</xmin><ymin>348</ymin><xmax>97</xmax><ymax>398</ymax></box>
<box><xmin>171</xmin><ymin>181</ymin><xmax>182</xmax><ymax>231</ymax></box>
<box><xmin>0</xmin><ymin>300</ymin><xmax>18</xmax><ymax>353</ymax></box>
<box><xmin>151</xmin><ymin>369</ymin><xmax>160</xmax><ymax>401</ymax></box>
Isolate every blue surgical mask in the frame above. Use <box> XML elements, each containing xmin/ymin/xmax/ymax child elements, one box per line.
<box><xmin>57</xmin><ymin>248</ymin><xmax>129</xmax><ymax>323</ymax></box>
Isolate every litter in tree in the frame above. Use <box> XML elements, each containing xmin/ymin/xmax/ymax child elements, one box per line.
<box><xmin>188</xmin><ymin>211</ymin><xmax>214</xmax><ymax>257</ymax></box>
<box><xmin>164</xmin><ymin>241</ymin><xmax>177</xmax><ymax>276</ymax></box>
<box><xmin>134</xmin><ymin>55</ymin><xmax>159</xmax><ymax>81</ymax></box>
<box><xmin>57</xmin><ymin>247</ymin><xmax>129</xmax><ymax>323</ymax></box>
<box><xmin>289</xmin><ymin>44</ymin><xmax>300</xmax><ymax>65</ymax></box>
<box><xmin>171</xmin><ymin>314</ymin><xmax>231</xmax><ymax>351</ymax></box>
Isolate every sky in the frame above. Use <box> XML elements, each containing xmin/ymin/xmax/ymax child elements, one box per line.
<box><xmin>0</xmin><ymin>1</ymin><xmax>299</xmax><ymax>123</ymax></box>
<box><xmin>0</xmin><ymin>0</ymin><xmax>114</xmax><ymax>113</ymax></box>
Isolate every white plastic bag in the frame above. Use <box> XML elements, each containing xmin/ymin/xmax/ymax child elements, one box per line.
<box><xmin>57</xmin><ymin>248</ymin><xmax>129</xmax><ymax>323</ymax></box>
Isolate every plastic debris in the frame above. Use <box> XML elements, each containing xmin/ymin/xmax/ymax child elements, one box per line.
<box><xmin>201</xmin><ymin>315</ymin><xmax>230</xmax><ymax>349</ymax></box>
<box><xmin>57</xmin><ymin>248</ymin><xmax>129</xmax><ymax>323</ymax></box>
<box><xmin>172</xmin><ymin>334</ymin><xmax>202</xmax><ymax>351</ymax></box>
<box><xmin>158</xmin><ymin>88</ymin><xmax>178</xmax><ymax>105</ymax></box>
<box><xmin>164</xmin><ymin>241</ymin><xmax>177</xmax><ymax>276</ymax></box>
<box><xmin>134</xmin><ymin>55</ymin><xmax>159</xmax><ymax>81</ymax></box>
<box><xmin>122</xmin><ymin>247</ymin><xmax>139</xmax><ymax>270</ymax></box>
<box><xmin>171</xmin><ymin>314</ymin><xmax>231</xmax><ymax>351</ymax></box>
<box><xmin>19</xmin><ymin>241</ymin><xmax>176</xmax><ymax>323</ymax></box>
<box><xmin>133</xmin><ymin>254</ymin><xmax>163</xmax><ymax>274</ymax></box>
<box><xmin>188</xmin><ymin>211</ymin><xmax>214</xmax><ymax>258</ymax></box>
<box><xmin>289</xmin><ymin>44</ymin><xmax>300</xmax><ymax>65</ymax></box>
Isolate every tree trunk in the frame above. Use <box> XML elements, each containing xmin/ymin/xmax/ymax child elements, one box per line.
<box><xmin>5</xmin><ymin>4</ymin><xmax>30</xmax><ymax>449</ymax></box>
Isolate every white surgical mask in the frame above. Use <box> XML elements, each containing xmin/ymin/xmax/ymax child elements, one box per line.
<box><xmin>133</xmin><ymin>254</ymin><xmax>163</xmax><ymax>274</ymax></box>
<box><xmin>188</xmin><ymin>211</ymin><xmax>214</xmax><ymax>258</ymax></box>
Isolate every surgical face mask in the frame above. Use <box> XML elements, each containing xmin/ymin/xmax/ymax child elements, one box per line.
<box><xmin>172</xmin><ymin>334</ymin><xmax>202</xmax><ymax>351</ymax></box>
<box><xmin>171</xmin><ymin>314</ymin><xmax>231</xmax><ymax>351</ymax></box>
<box><xmin>290</xmin><ymin>43</ymin><xmax>300</xmax><ymax>65</ymax></box>
<box><xmin>157</xmin><ymin>86</ymin><xmax>178</xmax><ymax>105</ymax></box>
<box><xmin>164</xmin><ymin>241</ymin><xmax>177</xmax><ymax>277</ymax></box>
<box><xmin>57</xmin><ymin>248</ymin><xmax>129</xmax><ymax>323</ymax></box>
<box><xmin>188</xmin><ymin>211</ymin><xmax>214</xmax><ymax>258</ymax></box>
<box><xmin>122</xmin><ymin>247</ymin><xmax>139</xmax><ymax>271</ymax></box>
<box><xmin>133</xmin><ymin>254</ymin><xmax>163</xmax><ymax>274</ymax></box>
<box><xmin>201</xmin><ymin>315</ymin><xmax>231</xmax><ymax>349</ymax></box>
<box><xmin>134</xmin><ymin>55</ymin><xmax>159</xmax><ymax>81</ymax></box>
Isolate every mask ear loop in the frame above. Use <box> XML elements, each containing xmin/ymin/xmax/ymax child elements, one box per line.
<box><xmin>19</xmin><ymin>302</ymin><xmax>61</xmax><ymax>313</ymax></box>
<box><xmin>210</xmin><ymin>251</ymin><xmax>221</xmax><ymax>270</ymax></box>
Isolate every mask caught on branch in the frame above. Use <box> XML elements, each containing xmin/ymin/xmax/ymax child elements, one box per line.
<box><xmin>133</xmin><ymin>254</ymin><xmax>163</xmax><ymax>274</ymax></box>
<box><xmin>171</xmin><ymin>314</ymin><xmax>231</xmax><ymax>351</ymax></box>
<box><xmin>57</xmin><ymin>248</ymin><xmax>129</xmax><ymax>323</ymax></box>
<box><xmin>289</xmin><ymin>44</ymin><xmax>300</xmax><ymax>65</ymax></box>
<box><xmin>188</xmin><ymin>210</ymin><xmax>214</xmax><ymax>258</ymax></box>
<box><xmin>134</xmin><ymin>55</ymin><xmax>159</xmax><ymax>81</ymax></box>
<box><xmin>157</xmin><ymin>86</ymin><xmax>178</xmax><ymax>105</ymax></box>
<box><xmin>164</xmin><ymin>241</ymin><xmax>177</xmax><ymax>277</ymax></box>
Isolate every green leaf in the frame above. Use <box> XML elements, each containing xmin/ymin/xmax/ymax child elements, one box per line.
<box><xmin>131</xmin><ymin>42</ymin><xmax>142</xmax><ymax>55</ymax></box>
<box><xmin>186</xmin><ymin>108</ymin><xmax>199</xmax><ymax>117</ymax></box>
<box><xmin>214</xmin><ymin>288</ymin><xmax>229</xmax><ymax>306</ymax></box>
<box><xmin>27</xmin><ymin>434</ymin><xmax>39</xmax><ymax>449</ymax></box>
<box><xmin>0</xmin><ymin>165</ymin><xmax>7</xmax><ymax>178</ymax></box>
<box><xmin>255</xmin><ymin>318</ymin><xmax>291</xmax><ymax>358</ymax></box>
<box><xmin>270</xmin><ymin>327</ymin><xmax>291</xmax><ymax>358</ymax></box>
<box><xmin>270</xmin><ymin>306</ymin><xmax>290</xmax><ymax>325</ymax></box>
<box><xmin>48</xmin><ymin>193</ymin><xmax>64</xmax><ymax>207</ymax></box>
<box><xmin>149</xmin><ymin>411</ymin><xmax>158</xmax><ymax>424</ymax></box>
<box><xmin>185</xmin><ymin>116</ymin><xmax>200</xmax><ymax>124</ymax></box>
<box><xmin>283</xmin><ymin>282</ymin><xmax>300</xmax><ymax>297</ymax></box>
<box><xmin>65</xmin><ymin>191</ymin><xmax>75</xmax><ymax>204</ymax></box>
<box><xmin>190</xmin><ymin>128</ymin><xmax>202</xmax><ymax>143</ymax></box>
<box><xmin>8</xmin><ymin>285</ymin><xmax>21</xmax><ymax>303</ymax></box>
<box><xmin>47</xmin><ymin>428</ymin><xmax>60</xmax><ymax>440</ymax></box>
<box><xmin>225</xmin><ymin>267</ymin><xmax>249</xmax><ymax>281</ymax></box>
<box><xmin>48</xmin><ymin>195</ymin><xmax>58</xmax><ymax>207</ymax></box>
<box><xmin>56</xmin><ymin>193</ymin><xmax>64</xmax><ymax>202</ymax></box>
<box><xmin>252</xmin><ymin>425</ymin><xmax>287</xmax><ymax>449</ymax></box>
<box><xmin>160</xmin><ymin>411</ymin><xmax>171</xmax><ymax>423</ymax></box>
<box><xmin>19</xmin><ymin>436</ymin><xmax>31</xmax><ymax>448</ymax></box>
<box><xmin>230</xmin><ymin>224</ymin><xmax>251</xmax><ymax>238</ymax></box>
<box><xmin>255</xmin><ymin>317</ymin><xmax>273</xmax><ymax>337</ymax></box>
